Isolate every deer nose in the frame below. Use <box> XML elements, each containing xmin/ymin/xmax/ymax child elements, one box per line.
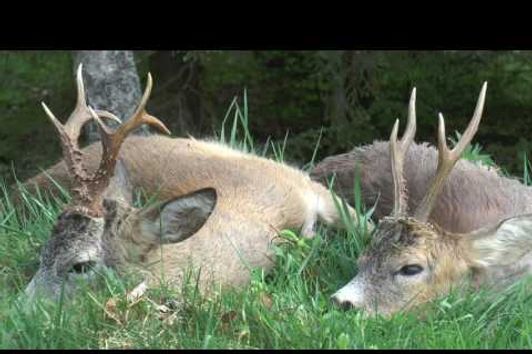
<box><xmin>330</xmin><ymin>281</ymin><xmax>364</xmax><ymax>310</ymax></box>
<box><xmin>331</xmin><ymin>295</ymin><xmax>355</xmax><ymax>311</ymax></box>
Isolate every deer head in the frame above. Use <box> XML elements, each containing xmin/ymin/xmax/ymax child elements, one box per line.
<box><xmin>24</xmin><ymin>65</ymin><xmax>217</xmax><ymax>301</ymax></box>
<box><xmin>331</xmin><ymin>82</ymin><xmax>532</xmax><ymax>316</ymax></box>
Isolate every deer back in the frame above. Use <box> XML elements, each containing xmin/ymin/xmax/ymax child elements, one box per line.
<box><xmin>25</xmin><ymin>135</ymin><xmax>331</xmax><ymax>229</ymax></box>
<box><xmin>311</xmin><ymin>141</ymin><xmax>532</xmax><ymax>233</ymax></box>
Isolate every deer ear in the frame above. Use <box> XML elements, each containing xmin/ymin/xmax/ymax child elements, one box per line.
<box><xmin>466</xmin><ymin>214</ymin><xmax>532</xmax><ymax>268</ymax></box>
<box><xmin>104</xmin><ymin>159</ymin><xmax>133</xmax><ymax>204</ymax></box>
<box><xmin>141</xmin><ymin>188</ymin><xmax>217</xmax><ymax>244</ymax></box>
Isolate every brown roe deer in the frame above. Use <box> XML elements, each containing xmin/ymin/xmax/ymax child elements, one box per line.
<box><xmin>329</xmin><ymin>83</ymin><xmax>532</xmax><ymax>316</ymax></box>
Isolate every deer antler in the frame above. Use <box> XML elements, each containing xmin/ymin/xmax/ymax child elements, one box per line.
<box><xmin>413</xmin><ymin>82</ymin><xmax>487</xmax><ymax>222</ymax></box>
<box><xmin>42</xmin><ymin>64</ymin><xmax>171</xmax><ymax>215</ymax></box>
<box><xmin>389</xmin><ymin>87</ymin><xmax>417</xmax><ymax>218</ymax></box>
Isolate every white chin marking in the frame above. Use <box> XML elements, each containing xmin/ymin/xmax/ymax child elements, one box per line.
<box><xmin>332</xmin><ymin>277</ymin><xmax>365</xmax><ymax>308</ymax></box>
<box><xmin>24</xmin><ymin>277</ymin><xmax>37</xmax><ymax>299</ymax></box>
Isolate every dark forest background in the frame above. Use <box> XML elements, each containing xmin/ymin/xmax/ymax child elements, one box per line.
<box><xmin>2</xmin><ymin>50</ymin><xmax>531</xmax><ymax>182</ymax></box>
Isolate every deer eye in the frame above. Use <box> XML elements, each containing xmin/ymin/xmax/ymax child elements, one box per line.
<box><xmin>398</xmin><ymin>264</ymin><xmax>424</xmax><ymax>276</ymax></box>
<box><xmin>69</xmin><ymin>261</ymin><xmax>96</xmax><ymax>274</ymax></box>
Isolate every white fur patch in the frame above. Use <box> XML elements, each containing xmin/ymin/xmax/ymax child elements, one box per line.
<box><xmin>331</xmin><ymin>276</ymin><xmax>366</xmax><ymax>307</ymax></box>
<box><xmin>301</xmin><ymin>190</ymin><xmax>320</xmax><ymax>238</ymax></box>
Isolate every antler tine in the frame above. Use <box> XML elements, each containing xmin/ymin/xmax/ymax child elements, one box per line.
<box><xmin>41</xmin><ymin>101</ymin><xmax>66</xmax><ymax>136</ymax></box>
<box><xmin>82</xmin><ymin>73</ymin><xmax>170</xmax><ymax>209</ymax></box>
<box><xmin>389</xmin><ymin>87</ymin><xmax>417</xmax><ymax>218</ymax></box>
<box><xmin>74</xmin><ymin>64</ymin><xmax>121</xmax><ymax>127</ymax></box>
<box><xmin>114</xmin><ymin>73</ymin><xmax>171</xmax><ymax>140</ymax></box>
<box><xmin>41</xmin><ymin>64</ymin><xmax>123</xmax><ymax>181</ymax></box>
<box><xmin>414</xmin><ymin>81</ymin><xmax>487</xmax><ymax>222</ymax></box>
<box><xmin>404</xmin><ymin>87</ymin><xmax>417</xmax><ymax>147</ymax></box>
<box><xmin>61</xmin><ymin>64</ymin><xmax>91</xmax><ymax>141</ymax></box>
<box><xmin>63</xmin><ymin>64</ymin><xmax>122</xmax><ymax>141</ymax></box>
<box><xmin>41</xmin><ymin>101</ymin><xmax>89</xmax><ymax>184</ymax></box>
<box><xmin>97</xmin><ymin>73</ymin><xmax>170</xmax><ymax>169</ymax></box>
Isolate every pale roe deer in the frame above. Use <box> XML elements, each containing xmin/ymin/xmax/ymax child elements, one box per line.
<box><xmin>23</xmin><ymin>65</ymin><xmax>356</xmax><ymax>302</ymax></box>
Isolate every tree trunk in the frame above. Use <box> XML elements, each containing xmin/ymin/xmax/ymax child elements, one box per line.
<box><xmin>73</xmin><ymin>51</ymin><xmax>147</xmax><ymax>143</ymax></box>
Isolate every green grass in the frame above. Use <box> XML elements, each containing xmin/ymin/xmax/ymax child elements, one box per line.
<box><xmin>0</xmin><ymin>52</ymin><xmax>74</xmax><ymax>182</ymax></box>
<box><xmin>2</xmin><ymin>92</ymin><xmax>532</xmax><ymax>349</ymax></box>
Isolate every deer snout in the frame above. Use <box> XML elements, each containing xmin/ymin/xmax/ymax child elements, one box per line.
<box><xmin>331</xmin><ymin>278</ymin><xmax>365</xmax><ymax>310</ymax></box>
<box><xmin>331</xmin><ymin>294</ymin><xmax>356</xmax><ymax>311</ymax></box>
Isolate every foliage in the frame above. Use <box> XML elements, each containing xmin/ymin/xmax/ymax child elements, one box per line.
<box><xmin>0</xmin><ymin>51</ymin><xmax>78</xmax><ymax>181</ymax></box>
<box><xmin>195</xmin><ymin>50</ymin><xmax>532</xmax><ymax>175</ymax></box>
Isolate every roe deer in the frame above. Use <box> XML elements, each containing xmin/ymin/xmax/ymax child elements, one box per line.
<box><xmin>23</xmin><ymin>65</ymin><xmax>356</xmax><ymax>301</ymax></box>
<box><xmin>330</xmin><ymin>83</ymin><xmax>532</xmax><ymax>316</ymax></box>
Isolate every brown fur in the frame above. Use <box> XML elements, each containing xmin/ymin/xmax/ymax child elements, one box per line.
<box><xmin>311</xmin><ymin>141</ymin><xmax>532</xmax><ymax>233</ymax></box>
